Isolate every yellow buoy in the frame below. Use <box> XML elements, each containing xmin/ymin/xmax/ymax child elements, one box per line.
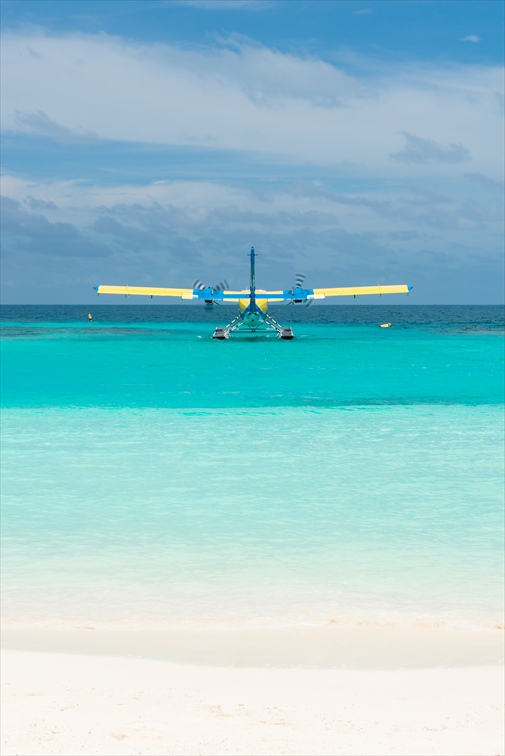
<box><xmin>87</xmin><ymin>313</ymin><xmax>93</xmax><ymax>321</ymax></box>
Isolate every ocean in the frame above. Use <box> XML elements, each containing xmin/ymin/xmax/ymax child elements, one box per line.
<box><xmin>1</xmin><ymin>305</ymin><xmax>504</xmax><ymax>638</ymax></box>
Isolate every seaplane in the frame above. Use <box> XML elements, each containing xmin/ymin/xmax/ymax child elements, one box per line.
<box><xmin>94</xmin><ymin>248</ymin><xmax>412</xmax><ymax>339</ymax></box>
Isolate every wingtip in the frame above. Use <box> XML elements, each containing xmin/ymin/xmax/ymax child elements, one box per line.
<box><xmin>93</xmin><ymin>285</ymin><xmax>99</xmax><ymax>292</ymax></box>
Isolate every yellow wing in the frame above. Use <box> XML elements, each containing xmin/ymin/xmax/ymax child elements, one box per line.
<box><xmin>312</xmin><ymin>284</ymin><xmax>411</xmax><ymax>297</ymax></box>
<box><xmin>94</xmin><ymin>285</ymin><xmax>195</xmax><ymax>299</ymax></box>
<box><xmin>94</xmin><ymin>283</ymin><xmax>412</xmax><ymax>301</ymax></box>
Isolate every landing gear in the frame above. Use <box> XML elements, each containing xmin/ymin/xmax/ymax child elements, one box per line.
<box><xmin>279</xmin><ymin>328</ymin><xmax>294</xmax><ymax>340</ymax></box>
<box><xmin>212</xmin><ymin>327</ymin><xmax>229</xmax><ymax>339</ymax></box>
<box><xmin>212</xmin><ymin>315</ymin><xmax>294</xmax><ymax>339</ymax></box>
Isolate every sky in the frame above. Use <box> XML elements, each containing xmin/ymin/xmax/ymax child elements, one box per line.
<box><xmin>1</xmin><ymin>0</ymin><xmax>504</xmax><ymax>305</ymax></box>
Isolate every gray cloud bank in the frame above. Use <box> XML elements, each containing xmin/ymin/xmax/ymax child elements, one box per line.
<box><xmin>2</xmin><ymin>176</ymin><xmax>503</xmax><ymax>304</ymax></box>
<box><xmin>391</xmin><ymin>132</ymin><xmax>471</xmax><ymax>165</ymax></box>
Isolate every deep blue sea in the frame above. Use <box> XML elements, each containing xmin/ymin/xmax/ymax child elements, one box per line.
<box><xmin>1</xmin><ymin>305</ymin><xmax>504</xmax><ymax>632</ymax></box>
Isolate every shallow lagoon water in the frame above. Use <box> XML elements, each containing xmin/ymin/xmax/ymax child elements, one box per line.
<box><xmin>1</xmin><ymin>306</ymin><xmax>504</xmax><ymax>634</ymax></box>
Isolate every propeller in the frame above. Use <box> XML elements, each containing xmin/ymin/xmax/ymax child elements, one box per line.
<box><xmin>192</xmin><ymin>279</ymin><xmax>229</xmax><ymax>308</ymax></box>
<box><xmin>293</xmin><ymin>273</ymin><xmax>313</xmax><ymax>306</ymax></box>
<box><xmin>192</xmin><ymin>279</ymin><xmax>229</xmax><ymax>292</ymax></box>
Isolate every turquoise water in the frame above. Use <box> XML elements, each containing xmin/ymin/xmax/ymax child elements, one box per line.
<box><xmin>1</xmin><ymin>306</ymin><xmax>504</xmax><ymax>631</ymax></box>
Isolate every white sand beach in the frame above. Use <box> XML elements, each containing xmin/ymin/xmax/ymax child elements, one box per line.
<box><xmin>2</xmin><ymin>645</ymin><xmax>504</xmax><ymax>756</ymax></box>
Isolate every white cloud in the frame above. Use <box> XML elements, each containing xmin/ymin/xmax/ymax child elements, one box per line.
<box><xmin>1</xmin><ymin>30</ymin><xmax>503</xmax><ymax>177</ymax></box>
<box><xmin>460</xmin><ymin>35</ymin><xmax>481</xmax><ymax>43</ymax></box>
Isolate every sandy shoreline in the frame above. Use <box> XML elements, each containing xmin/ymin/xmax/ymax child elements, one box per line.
<box><xmin>2</xmin><ymin>623</ymin><xmax>504</xmax><ymax>667</ymax></box>
<box><xmin>2</xmin><ymin>647</ymin><xmax>503</xmax><ymax>756</ymax></box>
